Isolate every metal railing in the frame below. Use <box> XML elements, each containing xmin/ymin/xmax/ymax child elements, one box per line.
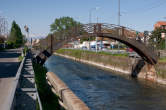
<box><xmin>35</xmin><ymin>84</ymin><xmax>43</xmax><ymax>110</ymax></box>
<box><xmin>9</xmin><ymin>51</ymin><xmax>43</xmax><ymax>110</ymax></box>
<box><xmin>9</xmin><ymin>57</ymin><xmax>25</xmax><ymax>110</ymax></box>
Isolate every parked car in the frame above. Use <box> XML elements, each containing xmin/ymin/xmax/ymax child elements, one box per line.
<box><xmin>126</xmin><ymin>48</ymin><xmax>133</xmax><ymax>52</ymax></box>
<box><xmin>82</xmin><ymin>46</ymin><xmax>87</xmax><ymax>50</ymax></box>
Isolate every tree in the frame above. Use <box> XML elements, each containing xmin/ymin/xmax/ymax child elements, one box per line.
<box><xmin>149</xmin><ymin>28</ymin><xmax>166</xmax><ymax>50</ymax></box>
<box><xmin>50</xmin><ymin>17</ymin><xmax>84</xmax><ymax>40</ymax></box>
<box><xmin>50</xmin><ymin>17</ymin><xmax>78</xmax><ymax>32</ymax></box>
<box><xmin>8</xmin><ymin>21</ymin><xmax>24</xmax><ymax>48</ymax></box>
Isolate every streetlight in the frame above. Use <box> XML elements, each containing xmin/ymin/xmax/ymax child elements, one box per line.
<box><xmin>117</xmin><ymin>0</ymin><xmax>121</xmax><ymax>51</ymax></box>
<box><xmin>118</xmin><ymin>0</ymin><xmax>121</xmax><ymax>26</ymax></box>
<box><xmin>89</xmin><ymin>7</ymin><xmax>100</xmax><ymax>50</ymax></box>
<box><xmin>89</xmin><ymin>7</ymin><xmax>100</xmax><ymax>24</ymax></box>
<box><xmin>24</xmin><ymin>25</ymin><xmax>31</xmax><ymax>48</ymax></box>
<box><xmin>96</xmin><ymin>16</ymin><xmax>99</xmax><ymax>52</ymax></box>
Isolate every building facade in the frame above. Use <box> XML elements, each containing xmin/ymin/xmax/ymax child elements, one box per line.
<box><xmin>154</xmin><ymin>21</ymin><xmax>166</xmax><ymax>29</ymax></box>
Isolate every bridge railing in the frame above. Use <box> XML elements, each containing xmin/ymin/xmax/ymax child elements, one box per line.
<box><xmin>36</xmin><ymin>23</ymin><xmax>158</xmax><ymax>64</ymax></box>
<box><xmin>82</xmin><ymin>23</ymin><xmax>142</xmax><ymax>38</ymax></box>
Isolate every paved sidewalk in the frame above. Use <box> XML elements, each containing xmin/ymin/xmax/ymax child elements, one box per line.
<box><xmin>0</xmin><ymin>49</ymin><xmax>21</xmax><ymax>110</ymax></box>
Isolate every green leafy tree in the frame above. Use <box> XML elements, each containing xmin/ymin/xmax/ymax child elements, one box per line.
<box><xmin>8</xmin><ymin>21</ymin><xmax>24</xmax><ymax>48</ymax></box>
<box><xmin>50</xmin><ymin>17</ymin><xmax>78</xmax><ymax>32</ymax></box>
<box><xmin>50</xmin><ymin>17</ymin><xmax>84</xmax><ymax>40</ymax></box>
<box><xmin>149</xmin><ymin>28</ymin><xmax>166</xmax><ymax>49</ymax></box>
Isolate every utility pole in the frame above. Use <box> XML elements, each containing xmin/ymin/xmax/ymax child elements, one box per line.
<box><xmin>117</xmin><ymin>0</ymin><xmax>121</xmax><ymax>51</ymax></box>
<box><xmin>0</xmin><ymin>16</ymin><xmax>8</xmax><ymax>37</ymax></box>
<box><xmin>89</xmin><ymin>10</ymin><xmax>92</xmax><ymax>50</ymax></box>
<box><xmin>118</xmin><ymin>0</ymin><xmax>121</xmax><ymax>26</ymax></box>
<box><xmin>96</xmin><ymin>17</ymin><xmax>99</xmax><ymax>52</ymax></box>
<box><xmin>89</xmin><ymin>7</ymin><xmax>100</xmax><ymax>50</ymax></box>
<box><xmin>24</xmin><ymin>25</ymin><xmax>30</xmax><ymax>48</ymax></box>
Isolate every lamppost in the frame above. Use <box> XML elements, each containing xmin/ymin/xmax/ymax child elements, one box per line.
<box><xmin>117</xmin><ymin>0</ymin><xmax>121</xmax><ymax>51</ymax></box>
<box><xmin>24</xmin><ymin>25</ymin><xmax>31</xmax><ymax>48</ymax></box>
<box><xmin>96</xmin><ymin>17</ymin><xmax>99</xmax><ymax>52</ymax></box>
<box><xmin>89</xmin><ymin>7</ymin><xmax>100</xmax><ymax>50</ymax></box>
<box><xmin>118</xmin><ymin>0</ymin><xmax>121</xmax><ymax>26</ymax></box>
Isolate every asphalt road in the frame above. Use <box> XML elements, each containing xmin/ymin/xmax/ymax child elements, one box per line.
<box><xmin>0</xmin><ymin>49</ymin><xmax>21</xmax><ymax>110</ymax></box>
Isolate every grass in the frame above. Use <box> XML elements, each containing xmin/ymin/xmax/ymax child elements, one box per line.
<box><xmin>56</xmin><ymin>49</ymin><xmax>166</xmax><ymax>81</ymax></box>
<box><xmin>56</xmin><ymin>49</ymin><xmax>130</xmax><ymax>70</ymax></box>
<box><xmin>33</xmin><ymin>63</ymin><xmax>60</xmax><ymax>110</ymax></box>
<box><xmin>18</xmin><ymin>56</ymin><xmax>24</xmax><ymax>61</ymax></box>
<box><xmin>97</xmin><ymin>51</ymin><xmax>128</xmax><ymax>57</ymax></box>
<box><xmin>23</xmin><ymin>46</ymin><xmax>28</xmax><ymax>55</ymax></box>
<box><xmin>56</xmin><ymin>49</ymin><xmax>128</xmax><ymax>57</ymax></box>
<box><xmin>155</xmin><ymin>60</ymin><xmax>166</xmax><ymax>79</ymax></box>
<box><xmin>36</xmin><ymin>99</ymin><xmax>40</xmax><ymax>110</ymax></box>
<box><xmin>159</xmin><ymin>57</ymin><xmax>166</xmax><ymax>63</ymax></box>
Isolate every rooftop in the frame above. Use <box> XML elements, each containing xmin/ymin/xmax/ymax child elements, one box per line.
<box><xmin>155</xmin><ymin>21</ymin><xmax>166</xmax><ymax>25</ymax></box>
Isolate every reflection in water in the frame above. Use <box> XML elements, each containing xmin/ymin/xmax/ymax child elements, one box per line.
<box><xmin>45</xmin><ymin>55</ymin><xmax>166</xmax><ymax>110</ymax></box>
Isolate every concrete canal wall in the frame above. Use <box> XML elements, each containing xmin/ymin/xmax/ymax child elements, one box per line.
<box><xmin>54</xmin><ymin>52</ymin><xmax>166</xmax><ymax>85</ymax></box>
<box><xmin>46</xmin><ymin>72</ymin><xmax>90</xmax><ymax>110</ymax></box>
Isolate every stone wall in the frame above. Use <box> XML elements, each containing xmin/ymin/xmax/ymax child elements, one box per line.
<box><xmin>46</xmin><ymin>72</ymin><xmax>90</xmax><ymax>110</ymax></box>
<box><xmin>54</xmin><ymin>51</ymin><xmax>166</xmax><ymax>85</ymax></box>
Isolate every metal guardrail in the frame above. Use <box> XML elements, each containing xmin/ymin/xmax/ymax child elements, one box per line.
<box><xmin>46</xmin><ymin>72</ymin><xmax>90</xmax><ymax>110</ymax></box>
<box><xmin>9</xmin><ymin>51</ymin><xmax>43</xmax><ymax>110</ymax></box>
<box><xmin>9</xmin><ymin>56</ymin><xmax>25</xmax><ymax>110</ymax></box>
<box><xmin>35</xmin><ymin>84</ymin><xmax>43</xmax><ymax>110</ymax></box>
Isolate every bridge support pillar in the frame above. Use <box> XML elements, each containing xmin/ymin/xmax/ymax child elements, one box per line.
<box><xmin>130</xmin><ymin>58</ymin><xmax>157</xmax><ymax>82</ymax></box>
<box><xmin>131</xmin><ymin>58</ymin><xmax>145</xmax><ymax>78</ymax></box>
<box><xmin>145</xmin><ymin>64</ymin><xmax>157</xmax><ymax>81</ymax></box>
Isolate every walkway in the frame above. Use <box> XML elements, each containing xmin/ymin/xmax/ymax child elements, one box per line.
<box><xmin>0</xmin><ymin>49</ymin><xmax>21</xmax><ymax>110</ymax></box>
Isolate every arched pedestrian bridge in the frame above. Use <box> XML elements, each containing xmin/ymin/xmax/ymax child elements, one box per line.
<box><xmin>82</xmin><ymin>23</ymin><xmax>158</xmax><ymax>64</ymax></box>
<box><xmin>38</xmin><ymin>23</ymin><xmax>158</xmax><ymax>65</ymax></box>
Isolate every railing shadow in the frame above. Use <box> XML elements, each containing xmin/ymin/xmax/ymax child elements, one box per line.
<box><xmin>15</xmin><ymin>89</ymin><xmax>36</xmax><ymax>110</ymax></box>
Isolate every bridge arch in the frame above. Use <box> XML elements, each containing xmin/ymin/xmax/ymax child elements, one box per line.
<box><xmin>38</xmin><ymin>23</ymin><xmax>158</xmax><ymax>65</ymax></box>
<box><xmin>96</xmin><ymin>33</ymin><xmax>158</xmax><ymax>64</ymax></box>
<box><xmin>86</xmin><ymin>23</ymin><xmax>158</xmax><ymax>65</ymax></box>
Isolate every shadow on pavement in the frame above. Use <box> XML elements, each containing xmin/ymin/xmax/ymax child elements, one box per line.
<box><xmin>0</xmin><ymin>52</ymin><xmax>20</xmax><ymax>58</ymax></box>
<box><xmin>15</xmin><ymin>89</ymin><xmax>36</xmax><ymax>110</ymax></box>
<box><xmin>0</xmin><ymin>62</ymin><xmax>20</xmax><ymax>78</ymax></box>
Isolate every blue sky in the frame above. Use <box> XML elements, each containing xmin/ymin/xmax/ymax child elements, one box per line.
<box><xmin>1</xmin><ymin>0</ymin><xmax>166</xmax><ymax>38</ymax></box>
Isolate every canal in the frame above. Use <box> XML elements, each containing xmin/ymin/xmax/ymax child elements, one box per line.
<box><xmin>45</xmin><ymin>55</ymin><xmax>166</xmax><ymax>110</ymax></box>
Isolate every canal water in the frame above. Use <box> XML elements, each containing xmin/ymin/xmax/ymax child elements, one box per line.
<box><xmin>45</xmin><ymin>55</ymin><xmax>166</xmax><ymax>110</ymax></box>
